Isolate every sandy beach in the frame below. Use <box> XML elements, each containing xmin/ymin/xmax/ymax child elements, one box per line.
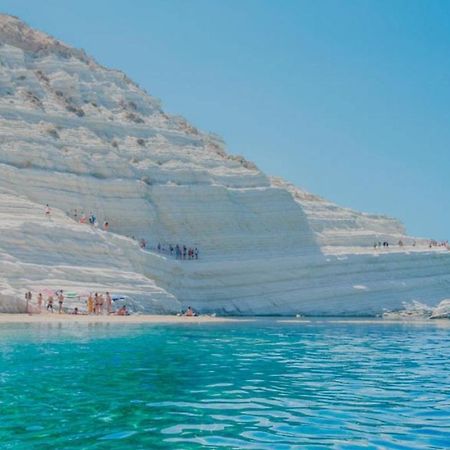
<box><xmin>0</xmin><ymin>313</ymin><xmax>241</xmax><ymax>324</ymax></box>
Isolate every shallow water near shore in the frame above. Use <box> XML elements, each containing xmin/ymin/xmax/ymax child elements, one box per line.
<box><xmin>0</xmin><ymin>319</ymin><xmax>449</xmax><ymax>449</ymax></box>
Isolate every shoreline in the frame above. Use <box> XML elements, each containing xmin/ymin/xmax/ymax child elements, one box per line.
<box><xmin>0</xmin><ymin>313</ymin><xmax>448</xmax><ymax>325</ymax></box>
<box><xmin>0</xmin><ymin>313</ymin><xmax>243</xmax><ymax>324</ymax></box>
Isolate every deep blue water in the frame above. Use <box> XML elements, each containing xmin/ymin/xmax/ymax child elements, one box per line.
<box><xmin>0</xmin><ymin>319</ymin><xmax>449</xmax><ymax>449</ymax></box>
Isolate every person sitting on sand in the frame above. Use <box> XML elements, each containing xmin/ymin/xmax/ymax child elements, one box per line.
<box><xmin>184</xmin><ymin>306</ymin><xmax>195</xmax><ymax>317</ymax></box>
<box><xmin>116</xmin><ymin>305</ymin><xmax>129</xmax><ymax>316</ymax></box>
<box><xmin>58</xmin><ymin>291</ymin><xmax>64</xmax><ymax>314</ymax></box>
<box><xmin>47</xmin><ymin>296</ymin><xmax>54</xmax><ymax>313</ymax></box>
<box><xmin>72</xmin><ymin>307</ymin><xmax>79</xmax><ymax>315</ymax></box>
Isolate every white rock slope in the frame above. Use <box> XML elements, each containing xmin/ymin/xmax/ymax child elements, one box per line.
<box><xmin>0</xmin><ymin>14</ymin><xmax>448</xmax><ymax>315</ymax></box>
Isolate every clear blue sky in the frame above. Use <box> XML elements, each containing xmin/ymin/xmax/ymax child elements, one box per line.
<box><xmin>2</xmin><ymin>0</ymin><xmax>449</xmax><ymax>238</ymax></box>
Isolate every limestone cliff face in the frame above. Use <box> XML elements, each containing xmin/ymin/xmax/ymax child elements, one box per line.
<box><xmin>0</xmin><ymin>14</ymin><xmax>449</xmax><ymax>315</ymax></box>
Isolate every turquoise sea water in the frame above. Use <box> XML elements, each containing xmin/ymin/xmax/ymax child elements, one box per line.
<box><xmin>0</xmin><ymin>320</ymin><xmax>449</xmax><ymax>449</ymax></box>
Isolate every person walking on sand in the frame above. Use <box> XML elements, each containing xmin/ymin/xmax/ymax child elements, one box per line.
<box><xmin>58</xmin><ymin>291</ymin><xmax>64</xmax><ymax>314</ymax></box>
<box><xmin>45</xmin><ymin>204</ymin><xmax>51</xmax><ymax>218</ymax></box>
<box><xmin>87</xmin><ymin>293</ymin><xmax>94</xmax><ymax>314</ymax></box>
<box><xmin>37</xmin><ymin>292</ymin><xmax>43</xmax><ymax>311</ymax></box>
<box><xmin>47</xmin><ymin>295</ymin><xmax>54</xmax><ymax>313</ymax></box>
<box><xmin>106</xmin><ymin>292</ymin><xmax>112</xmax><ymax>314</ymax></box>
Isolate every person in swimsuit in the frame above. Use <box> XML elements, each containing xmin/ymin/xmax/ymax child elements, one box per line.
<box><xmin>47</xmin><ymin>296</ymin><xmax>54</xmax><ymax>312</ymax></box>
<box><xmin>58</xmin><ymin>292</ymin><xmax>64</xmax><ymax>314</ymax></box>
<box><xmin>37</xmin><ymin>293</ymin><xmax>43</xmax><ymax>311</ymax></box>
<box><xmin>105</xmin><ymin>292</ymin><xmax>112</xmax><ymax>314</ymax></box>
<box><xmin>94</xmin><ymin>293</ymin><xmax>99</xmax><ymax>315</ymax></box>
<box><xmin>116</xmin><ymin>306</ymin><xmax>129</xmax><ymax>316</ymax></box>
<box><xmin>24</xmin><ymin>291</ymin><xmax>31</xmax><ymax>313</ymax></box>
<box><xmin>87</xmin><ymin>293</ymin><xmax>94</xmax><ymax>314</ymax></box>
<box><xmin>98</xmin><ymin>294</ymin><xmax>104</xmax><ymax>314</ymax></box>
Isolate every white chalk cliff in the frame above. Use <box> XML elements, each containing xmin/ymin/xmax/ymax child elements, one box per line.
<box><xmin>0</xmin><ymin>14</ymin><xmax>449</xmax><ymax>315</ymax></box>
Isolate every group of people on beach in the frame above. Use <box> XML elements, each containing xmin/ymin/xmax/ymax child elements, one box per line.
<box><xmin>24</xmin><ymin>290</ymin><xmax>129</xmax><ymax>316</ymax></box>
<box><xmin>25</xmin><ymin>289</ymin><xmax>66</xmax><ymax>314</ymax></box>
<box><xmin>86</xmin><ymin>292</ymin><xmax>113</xmax><ymax>314</ymax></box>
<box><xmin>157</xmin><ymin>243</ymin><xmax>199</xmax><ymax>260</ymax></box>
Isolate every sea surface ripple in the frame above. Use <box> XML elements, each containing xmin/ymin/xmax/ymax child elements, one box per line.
<box><xmin>0</xmin><ymin>319</ymin><xmax>449</xmax><ymax>449</ymax></box>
